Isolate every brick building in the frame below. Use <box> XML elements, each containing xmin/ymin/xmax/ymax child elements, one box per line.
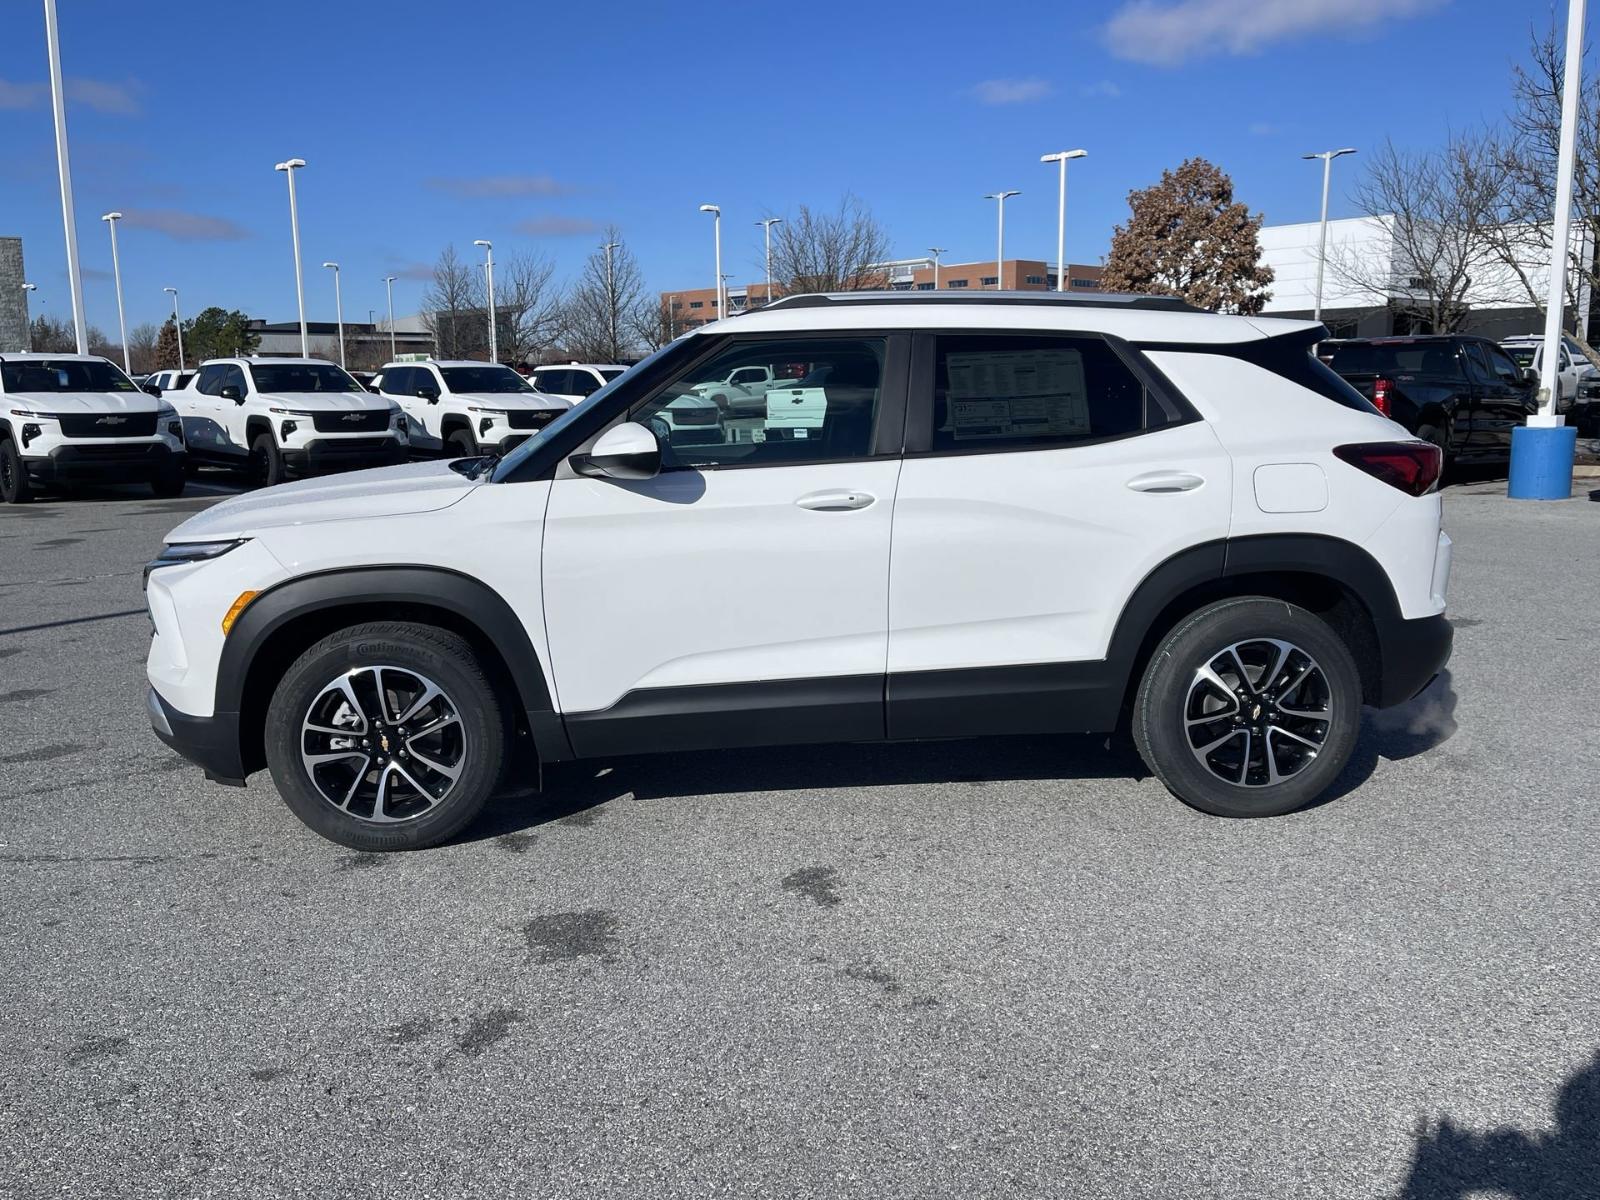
<box><xmin>661</xmin><ymin>258</ymin><xmax>1103</xmax><ymax>332</ymax></box>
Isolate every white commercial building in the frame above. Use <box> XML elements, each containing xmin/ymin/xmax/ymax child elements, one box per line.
<box><xmin>1257</xmin><ymin>215</ymin><xmax>1587</xmax><ymax>341</ymax></box>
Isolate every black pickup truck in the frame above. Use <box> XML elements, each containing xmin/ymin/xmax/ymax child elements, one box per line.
<box><xmin>1321</xmin><ymin>335</ymin><xmax>1539</xmax><ymax>464</ymax></box>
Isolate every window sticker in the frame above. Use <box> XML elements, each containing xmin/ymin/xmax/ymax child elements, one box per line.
<box><xmin>944</xmin><ymin>349</ymin><xmax>1089</xmax><ymax>439</ymax></box>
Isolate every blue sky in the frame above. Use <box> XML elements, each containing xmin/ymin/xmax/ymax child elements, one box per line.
<box><xmin>0</xmin><ymin>0</ymin><xmax>1577</xmax><ymax>333</ymax></box>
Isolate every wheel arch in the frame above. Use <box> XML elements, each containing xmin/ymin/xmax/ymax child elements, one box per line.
<box><xmin>439</xmin><ymin>413</ymin><xmax>474</xmax><ymax>442</ymax></box>
<box><xmin>219</xmin><ymin>565</ymin><xmax>568</xmax><ymax>776</ymax></box>
<box><xmin>1108</xmin><ymin>535</ymin><xmax>1401</xmax><ymax>717</ymax></box>
<box><xmin>245</xmin><ymin>414</ymin><xmax>274</xmax><ymax>444</ymax></box>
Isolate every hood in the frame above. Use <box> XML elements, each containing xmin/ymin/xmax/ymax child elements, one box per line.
<box><xmin>6</xmin><ymin>391</ymin><xmax>163</xmax><ymax>415</ymax></box>
<box><xmin>167</xmin><ymin>458</ymin><xmax>478</xmax><ymax>542</ymax></box>
<box><xmin>257</xmin><ymin>390</ymin><xmax>392</xmax><ymax>412</ymax></box>
<box><xmin>453</xmin><ymin>390</ymin><xmax>570</xmax><ymax>412</ymax></box>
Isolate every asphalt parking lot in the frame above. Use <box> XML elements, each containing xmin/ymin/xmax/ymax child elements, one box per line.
<box><xmin>1</xmin><ymin>471</ymin><xmax>1597</xmax><ymax>1198</ymax></box>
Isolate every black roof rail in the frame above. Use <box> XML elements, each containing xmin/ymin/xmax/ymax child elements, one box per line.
<box><xmin>761</xmin><ymin>290</ymin><xmax>1206</xmax><ymax>314</ymax></box>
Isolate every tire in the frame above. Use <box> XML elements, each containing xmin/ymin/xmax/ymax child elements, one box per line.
<box><xmin>445</xmin><ymin>427</ymin><xmax>479</xmax><ymax>458</ymax></box>
<box><xmin>150</xmin><ymin>460</ymin><xmax>186</xmax><ymax>498</ymax></box>
<box><xmin>1132</xmin><ymin>597</ymin><xmax>1362</xmax><ymax>818</ymax></box>
<box><xmin>0</xmin><ymin>436</ymin><xmax>32</xmax><ymax>504</ymax></box>
<box><xmin>248</xmin><ymin>431</ymin><xmax>285</xmax><ymax>488</ymax></box>
<box><xmin>263</xmin><ymin>621</ymin><xmax>508</xmax><ymax>851</ymax></box>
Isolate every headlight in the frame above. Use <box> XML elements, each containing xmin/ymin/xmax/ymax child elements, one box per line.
<box><xmin>268</xmin><ymin>406</ymin><xmax>317</xmax><ymax>417</ymax></box>
<box><xmin>156</xmin><ymin>402</ymin><xmax>178</xmax><ymax>419</ymax></box>
<box><xmin>466</xmin><ymin>406</ymin><xmax>510</xmax><ymax>417</ymax></box>
<box><xmin>144</xmin><ymin>539</ymin><xmax>248</xmax><ymax>581</ymax></box>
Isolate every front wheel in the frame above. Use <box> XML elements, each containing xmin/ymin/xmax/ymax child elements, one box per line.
<box><xmin>151</xmin><ymin>459</ymin><xmax>186</xmax><ymax>498</ymax></box>
<box><xmin>248</xmin><ymin>432</ymin><xmax>286</xmax><ymax>488</ymax></box>
<box><xmin>1132</xmin><ymin>597</ymin><xmax>1361</xmax><ymax>818</ymax></box>
<box><xmin>0</xmin><ymin>437</ymin><xmax>32</xmax><ymax>504</ymax></box>
<box><xmin>263</xmin><ymin>621</ymin><xmax>508</xmax><ymax>850</ymax></box>
<box><xmin>445</xmin><ymin>427</ymin><xmax>479</xmax><ymax>458</ymax></box>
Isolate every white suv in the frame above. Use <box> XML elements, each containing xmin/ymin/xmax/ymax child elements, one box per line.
<box><xmin>171</xmin><ymin>357</ymin><xmax>407</xmax><ymax>486</ymax></box>
<box><xmin>146</xmin><ymin>292</ymin><xmax>1453</xmax><ymax>850</ymax></box>
<box><xmin>1</xmin><ymin>353</ymin><xmax>187</xmax><ymax>503</ymax></box>
<box><xmin>375</xmin><ymin>359</ymin><xmax>569</xmax><ymax>457</ymax></box>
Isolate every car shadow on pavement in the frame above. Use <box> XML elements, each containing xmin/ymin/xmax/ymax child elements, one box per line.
<box><xmin>466</xmin><ymin>732</ymin><xmax>1151</xmax><ymax>842</ymax></box>
<box><xmin>1397</xmin><ymin>1050</ymin><xmax>1599</xmax><ymax>1199</ymax></box>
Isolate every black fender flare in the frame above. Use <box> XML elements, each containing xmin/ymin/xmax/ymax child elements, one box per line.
<box><xmin>1103</xmin><ymin>533</ymin><xmax>1406</xmax><ymax>706</ymax></box>
<box><xmin>219</xmin><ymin>564</ymin><xmax>570</xmax><ymax>763</ymax></box>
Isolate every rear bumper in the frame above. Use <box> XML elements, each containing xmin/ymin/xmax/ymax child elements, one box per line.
<box><xmin>148</xmin><ymin>687</ymin><xmax>246</xmax><ymax>786</ymax></box>
<box><xmin>25</xmin><ymin>442</ymin><xmax>183</xmax><ymax>482</ymax></box>
<box><xmin>1374</xmin><ymin>613</ymin><xmax>1453</xmax><ymax>708</ymax></box>
<box><xmin>283</xmin><ymin>438</ymin><xmax>407</xmax><ymax>475</ymax></box>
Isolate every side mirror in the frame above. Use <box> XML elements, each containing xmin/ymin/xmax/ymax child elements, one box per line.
<box><xmin>573</xmin><ymin>421</ymin><xmax>660</xmax><ymax>480</ymax></box>
<box><xmin>1522</xmin><ymin>367</ymin><xmax>1539</xmax><ymax>386</ymax></box>
<box><xmin>220</xmin><ymin>384</ymin><xmax>243</xmax><ymax>402</ymax></box>
<box><xmin>417</xmin><ymin>387</ymin><xmax>440</xmax><ymax>403</ymax></box>
<box><xmin>142</xmin><ymin>383</ymin><xmax>162</xmax><ymax>397</ymax></box>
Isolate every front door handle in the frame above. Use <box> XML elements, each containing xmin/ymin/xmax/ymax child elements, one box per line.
<box><xmin>1126</xmin><ymin>470</ymin><xmax>1205</xmax><ymax>494</ymax></box>
<box><xmin>796</xmin><ymin>489</ymin><xmax>875</xmax><ymax>511</ymax></box>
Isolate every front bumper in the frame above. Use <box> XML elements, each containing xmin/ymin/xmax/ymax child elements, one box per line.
<box><xmin>1374</xmin><ymin>613</ymin><xmax>1454</xmax><ymax>708</ymax></box>
<box><xmin>148</xmin><ymin>687</ymin><xmax>246</xmax><ymax>786</ymax></box>
<box><xmin>282</xmin><ymin>437</ymin><xmax>408</xmax><ymax>475</ymax></box>
<box><xmin>24</xmin><ymin>441</ymin><xmax>183</xmax><ymax>483</ymax></box>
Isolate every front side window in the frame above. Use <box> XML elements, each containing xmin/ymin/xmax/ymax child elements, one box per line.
<box><xmin>440</xmin><ymin>365</ymin><xmax>533</xmax><ymax>394</ymax></box>
<box><xmin>570</xmin><ymin>371</ymin><xmax>601</xmax><ymax>397</ymax></box>
<box><xmin>1485</xmin><ymin>344</ymin><xmax>1525</xmax><ymax>385</ymax></box>
<box><xmin>631</xmin><ymin>337</ymin><xmax>885</xmax><ymax>470</ymax></box>
<box><xmin>1462</xmin><ymin>343</ymin><xmax>1499</xmax><ymax>387</ymax></box>
<box><xmin>194</xmin><ymin>364</ymin><xmax>225</xmax><ymax>396</ymax></box>
<box><xmin>223</xmin><ymin>365</ymin><xmax>249</xmax><ymax>395</ymax></box>
<box><xmin>249</xmin><ymin>362</ymin><xmax>361</xmax><ymax>393</ymax></box>
<box><xmin>927</xmin><ymin>334</ymin><xmax>1170</xmax><ymax>454</ymax></box>
<box><xmin>1</xmin><ymin>358</ymin><xmax>139</xmax><ymax>394</ymax></box>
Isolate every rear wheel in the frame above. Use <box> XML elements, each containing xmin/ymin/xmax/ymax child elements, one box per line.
<box><xmin>264</xmin><ymin>621</ymin><xmax>508</xmax><ymax>851</ymax></box>
<box><xmin>248</xmin><ymin>431</ymin><xmax>285</xmax><ymax>488</ymax></box>
<box><xmin>1132</xmin><ymin>597</ymin><xmax>1361</xmax><ymax>818</ymax></box>
<box><xmin>0</xmin><ymin>437</ymin><xmax>32</xmax><ymax>504</ymax></box>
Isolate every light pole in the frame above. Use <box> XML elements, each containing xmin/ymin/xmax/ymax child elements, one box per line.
<box><xmin>21</xmin><ymin>284</ymin><xmax>37</xmax><ymax>350</ymax></box>
<box><xmin>473</xmin><ymin>239</ymin><xmax>496</xmax><ymax>363</ymax></box>
<box><xmin>43</xmin><ymin>0</ymin><xmax>87</xmax><ymax>354</ymax></box>
<box><xmin>382</xmin><ymin>276</ymin><xmax>397</xmax><ymax>361</ymax></box>
<box><xmin>274</xmin><ymin>158</ymin><xmax>309</xmax><ymax>355</ymax></box>
<box><xmin>1040</xmin><ymin>150</ymin><xmax>1087</xmax><ymax>292</ymax></box>
<box><xmin>99</xmin><ymin>212</ymin><xmax>130</xmax><ymax>370</ymax></box>
<box><xmin>699</xmin><ymin>204</ymin><xmax>723</xmax><ymax>318</ymax></box>
<box><xmin>1301</xmin><ymin>148</ymin><xmax>1357</xmax><ymax>322</ymax></box>
<box><xmin>928</xmin><ymin>246</ymin><xmax>946</xmax><ymax>289</ymax></box>
<box><xmin>163</xmin><ymin>286</ymin><xmax>184</xmax><ymax>369</ymax></box>
<box><xmin>984</xmin><ymin>191</ymin><xmax>1020</xmax><ymax>289</ymax></box>
<box><xmin>755</xmin><ymin>217</ymin><xmax>782</xmax><ymax>305</ymax></box>
<box><xmin>321</xmin><ymin>262</ymin><xmax>344</xmax><ymax>367</ymax></box>
<box><xmin>600</xmin><ymin>240</ymin><xmax>621</xmax><ymax>357</ymax></box>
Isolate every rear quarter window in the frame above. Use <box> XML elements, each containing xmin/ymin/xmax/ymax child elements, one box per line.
<box><xmin>1145</xmin><ymin>332</ymin><xmax>1381</xmax><ymax>414</ymax></box>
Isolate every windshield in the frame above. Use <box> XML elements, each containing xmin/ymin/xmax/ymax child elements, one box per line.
<box><xmin>490</xmin><ymin>341</ymin><xmax>687</xmax><ymax>483</ymax></box>
<box><xmin>440</xmin><ymin>365</ymin><xmax>534</xmax><ymax>394</ymax></box>
<box><xmin>2</xmin><ymin>358</ymin><xmax>139</xmax><ymax>394</ymax></box>
<box><xmin>249</xmin><ymin>362</ymin><xmax>362</xmax><ymax>393</ymax></box>
<box><xmin>1504</xmin><ymin>346</ymin><xmax>1537</xmax><ymax>369</ymax></box>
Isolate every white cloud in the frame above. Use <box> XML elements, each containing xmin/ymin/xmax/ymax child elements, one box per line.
<box><xmin>969</xmin><ymin>77</ymin><xmax>1053</xmax><ymax>105</ymax></box>
<box><xmin>122</xmin><ymin>209</ymin><xmax>250</xmax><ymax>242</ymax></box>
<box><xmin>426</xmin><ymin>174</ymin><xmax>572</xmax><ymax>198</ymax></box>
<box><xmin>515</xmin><ymin>216</ymin><xmax>602</xmax><ymax>237</ymax></box>
<box><xmin>1105</xmin><ymin>0</ymin><xmax>1448</xmax><ymax>66</ymax></box>
<box><xmin>0</xmin><ymin>76</ymin><xmax>141</xmax><ymax>114</ymax></box>
<box><xmin>1248</xmin><ymin>121</ymin><xmax>1278</xmax><ymax>135</ymax></box>
<box><xmin>1081</xmin><ymin>80</ymin><xmax>1123</xmax><ymax>99</ymax></box>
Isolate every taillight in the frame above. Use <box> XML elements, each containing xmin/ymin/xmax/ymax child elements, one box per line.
<box><xmin>1371</xmin><ymin>377</ymin><xmax>1391</xmax><ymax>416</ymax></box>
<box><xmin>1333</xmin><ymin>441</ymin><xmax>1442</xmax><ymax>496</ymax></box>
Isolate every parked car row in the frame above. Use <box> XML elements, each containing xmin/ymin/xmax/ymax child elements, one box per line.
<box><xmin>1319</xmin><ymin>331</ymin><xmax>1599</xmax><ymax>462</ymax></box>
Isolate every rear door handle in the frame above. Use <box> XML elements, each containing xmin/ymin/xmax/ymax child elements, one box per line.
<box><xmin>1126</xmin><ymin>470</ymin><xmax>1205</xmax><ymax>494</ymax></box>
<box><xmin>796</xmin><ymin>489</ymin><xmax>875</xmax><ymax>511</ymax></box>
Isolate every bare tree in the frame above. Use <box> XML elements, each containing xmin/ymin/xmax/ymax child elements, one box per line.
<box><xmin>126</xmin><ymin>322</ymin><xmax>161</xmax><ymax>373</ymax></box>
<box><xmin>769</xmin><ymin>195</ymin><xmax>891</xmax><ymax>294</ymax></box>
<box><xmin>422</xmin><ymin>245</ymin><xmax>487</xmax><ymax>359</ymax></box>
<box><xmin>1334</xmin><ymin>138</ymin><xmax>1508</xmax><ymax>333</ymax></box>
<box><xmin>495</xmin><ymin>252</ymin><xmax>564</xmax><ymax>366</ymax></box>
<box><xmin>1494</xmin><ymin>23</ymin><xmax>1600</xmax><ymax>329</ymax></box>
<box><xmin>633</xmin><ymin>294</ymin><xmax>682</xmax><ymax>352</ymax></box>
<box><xmin>564</xmin><ymin>227</ymin><xmax>645</xmax><ymax>362</ymax></box>
<box><xmin>1101</xmin><ymin>157</ymin><xmax>1274</xmax><ymax>314</ymax></box>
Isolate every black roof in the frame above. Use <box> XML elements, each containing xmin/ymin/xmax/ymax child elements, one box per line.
<box><xmin>762</xmin><ymin>290</ymin><xmax>1204</xmax><ymax>314</ymax></box>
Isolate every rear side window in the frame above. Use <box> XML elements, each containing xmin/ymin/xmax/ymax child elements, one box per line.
<box><xmin>927</xmin><ymin>333</ymin><xmax>1180</xmax><ymax>453</ymax></box>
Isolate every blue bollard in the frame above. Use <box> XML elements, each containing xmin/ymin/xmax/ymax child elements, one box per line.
<box><xmin>1507</xmin><ymin>425</ymin><xmax>1578</xmax><ymax>500</ymax></box>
